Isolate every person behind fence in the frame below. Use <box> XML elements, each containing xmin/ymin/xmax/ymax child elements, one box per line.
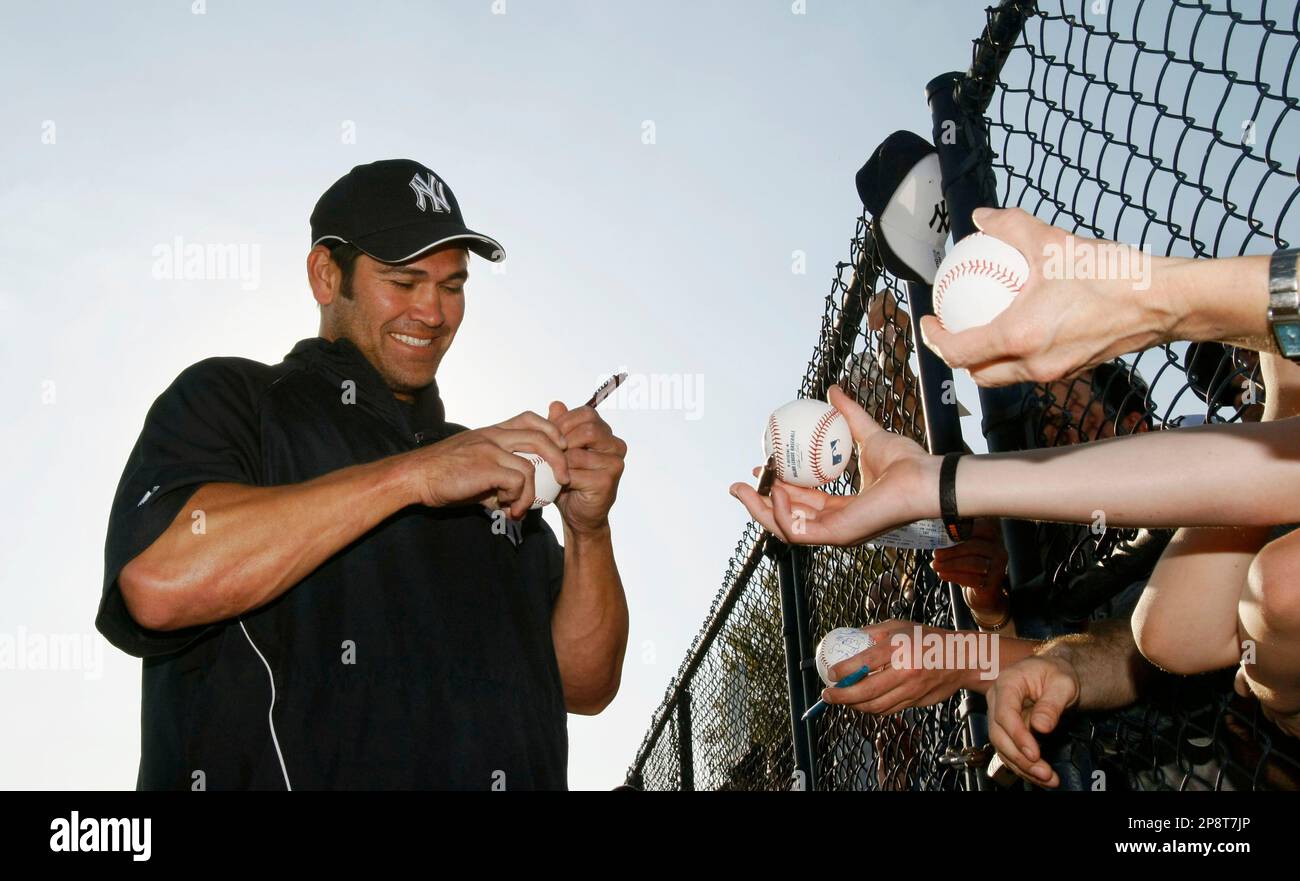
<box><xmin>820</xmin><ymin>292</ymin><xmax>1278</xmax><ymax>780</ymax></box>
<box><xmin>829</xmin><ymin>332</ymin><xmax>1178</xmax><ymax>787</ymax></box>
<box><xmin>813</xmin><ymin>357</ymin><xmax>1290</xmax><ymax>787</ymax></box>
<box><xmin>982</xmin><ymin>612</ymin><xmax>1296</xmax><ymax>790</ymax></box>
<box><xmin>730</xmin><ymin>348</ymin><xmax>1300</xmax><ymax>739</ymax></box>
<box><xmin>709</xmin><ymin>313</ymin><xmax>1179</xmax><ymax>789</ymax></box>
<box><xmin>846</xmin><ymin>292</ymin><xmax>1170</xmax><ymax>632</ymax></box>
<box><xmin>933</xmin><ymin>359</ymin><xmax>1165</xmax><ymax>634</ymax></box>
<box><xmin>920</xmin><ymin>209</ymin><xmax>1300</xmax><ymax>739</ymax></box>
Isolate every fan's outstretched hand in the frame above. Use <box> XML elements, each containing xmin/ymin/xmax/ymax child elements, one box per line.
<box><xmin>729</xmin><ymin>385</ymin><xmax>940</xmax><ymax>547</ymax></box>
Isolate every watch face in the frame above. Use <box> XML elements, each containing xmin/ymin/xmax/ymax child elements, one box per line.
<box><xmin>1275</xmin><ymin>321</ymin><xmax>1300</xmax><ymax>358</ymax></box>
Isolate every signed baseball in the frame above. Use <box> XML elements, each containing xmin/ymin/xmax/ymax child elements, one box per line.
<box><xmin>815</xmin><ymin>627</ymin><xmax>877</xmax><ymax>686</ymax></box>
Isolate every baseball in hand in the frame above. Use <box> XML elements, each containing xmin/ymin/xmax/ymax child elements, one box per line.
<box><xmin>815</xmin><ymin>627</ymin><xmax>876</xmax><ymax>686</ymax></box>
<box><xmin>514</xmin><ymin>452</ymin><xmax>561</xmax><ymax>509</ymax></box>
<box><xmin>762</xmin><ymin>398</ymin><xmax>853</xmax><ymax>488</ymax></box>
<box><xmin>932</xmin><ymin>232</ymin><xmax>1030</xmax><ymax>333</ymax></box>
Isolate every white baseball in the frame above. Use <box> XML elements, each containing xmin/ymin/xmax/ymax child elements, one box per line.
<box><xmin>514</xmin><ymin>452</ymin><xmax>561</xmax><ymax>509</ymax></box>
<box><xmin>815</xmin><ymin>627</ymin><xmax>876</xmax><ymax>686</ymax></box>
<box><xmin>932</xmin><ymin>232</ymin><xmax>1030</xmax><ymax>334</ymax></box>
<box><xmin>762</xmin><ymin>399</ymin><xmax>853</xmax><ymax>488</ymax></box>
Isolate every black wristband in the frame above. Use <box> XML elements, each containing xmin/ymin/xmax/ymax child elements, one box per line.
<box><xmin>939</xmin><ymin>452</ymin><xmax>973</xmax><ymax>542</ymax></box>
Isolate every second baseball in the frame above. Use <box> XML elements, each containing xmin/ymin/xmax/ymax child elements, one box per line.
<box><xmin>762</xmin><ymin>398</ymin><xmax>853</xmax><ymax>488</ymax></box>
<box><xmin>815</xmin><ymin>627</ymin><xmax>877</xmax><ymax>686</ymax></box>
<box><xmin>932</xmin><ymin>232</ymin><xmax>1030</xmax><ymax>334</ymax></box>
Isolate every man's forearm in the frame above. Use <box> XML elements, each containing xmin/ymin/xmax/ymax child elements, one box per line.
<box><xmin>956</xmin><ymin>416</ymin><xmax>1300</xmax><ymax>528</ymax></box>
<box><xmin>1037</xmin><ymin>619</ymin><xmax>1150</xmax><ymax>711</ymax></box>
<box><xmin>1165</xmin><ymin>254</ymin><xmax>1274</xmax><ymax>353</ymax></box>
<box><xmin>121</xmin><ymin>455</ymin><xmax>419</xmax><ymax>630</ymax></box>
<box><xmin>551</xmin><ymin>523</ymin><xmax>628</xmax><ymax>714</ymax></box>
<box><xmin>961</xmin><ymin>635</ymin><xmax>1040</xmax><ymax>694</ymax></box>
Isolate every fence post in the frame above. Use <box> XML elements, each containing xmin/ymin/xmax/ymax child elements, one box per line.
<box><xmin>677</xmin><ymin>691</ymin><xmax>694</xmax><ymax>791</ymax></box>
<box><xmin>922</xmin><ymin>2</ymin><xmax>1043</xmax><ymax>790</ymax></box>
<box><xmin>900</xmin><ymin>274</ymin><xmax>986</xmax><ymax>793</ymax></box>
<box><xmin>927</xmin><ymin>71</ymin><xmax>1043</xmax><ymax>593</ymax></box>
<box><xmin>790</xmin><ymin>545</ymin><xmax>823</xmax><ymax>787</ymax></box>
<box><xmin>767</xmin><ymin>536</ymin><xmax>817</xmax><ymax>790</ymax></box>
<box><xmin>927</xmin><ymin>42</ymin><xmax>1056</xmax><ymax>787</ymax></box>
<box><xmin>927</xmin><ymin>1</ymin><xmax>1045</xmax><ymax>597</ymax></box>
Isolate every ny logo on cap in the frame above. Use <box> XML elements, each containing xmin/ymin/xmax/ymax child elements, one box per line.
<box><xmin>409</xmin><ymin>172</ymin><xmax>451</xmax><ymax>214</ymax></box>
<box><xmin>929</xmin><ymin>201</ymin><xmax>950</xmax><ymax>234</ymax></box>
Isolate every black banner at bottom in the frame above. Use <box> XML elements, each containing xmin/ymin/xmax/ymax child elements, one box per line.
<box><xmin>5</xmin><ymin>790</ymin><xmax>1285</xmax><ymax>865</ymax></box>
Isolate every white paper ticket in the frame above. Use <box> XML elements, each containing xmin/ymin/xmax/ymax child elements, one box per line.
<box><xmin>865</xmin><ymin>519</ymin><xmax>956</xmax><ymax>550</ymax></box>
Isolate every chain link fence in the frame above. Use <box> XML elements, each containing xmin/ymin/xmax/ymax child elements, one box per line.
<box><xmin>626</xmin><ymin>0</ymin><xmax>1300</xmax><ymax>791</ymax></box>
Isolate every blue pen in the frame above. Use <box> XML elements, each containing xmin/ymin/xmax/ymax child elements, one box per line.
<box><xmin>801</xmin><ymin>664</ymin><xmax>870</xmax><ymax>721</ymax></box>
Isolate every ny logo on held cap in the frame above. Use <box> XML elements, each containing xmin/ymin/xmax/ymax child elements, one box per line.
<box><xmin>409</xmin><ymin>172</ymin><xmax>451</xmax><ymax>214</ymax></box>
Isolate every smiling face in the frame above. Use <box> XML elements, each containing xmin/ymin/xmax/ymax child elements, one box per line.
<box><xmin>309</xmin><ymin>243</ymin><xmax>469</xmax><ymax>400</ymax></box>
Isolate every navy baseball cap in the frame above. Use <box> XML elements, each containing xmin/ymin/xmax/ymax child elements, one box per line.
<box><xmin>856</xmin><ymin>130</ymin><xmax>949</xmax><ymax>285</ymax></box>
<box><xmin>310</xmin><ymin>159</ymin><xmax>505</xmax><ymax>263</ymax></box>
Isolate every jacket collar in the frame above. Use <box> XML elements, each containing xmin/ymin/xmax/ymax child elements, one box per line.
<box><xmin>284</xmin><ymin>336</ymin><xmax>447</xmax><ymax>439</ymax></box>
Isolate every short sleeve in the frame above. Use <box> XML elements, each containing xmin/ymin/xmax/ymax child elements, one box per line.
<box><xmin>96</xmin><ymin>359</ymin><xmax>264</xmax><ymax>658</ymax></box>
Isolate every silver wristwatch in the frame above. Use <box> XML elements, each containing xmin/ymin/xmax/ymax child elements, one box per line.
<box><xmin>1269</xmin><ymin>248</ymin><xmax>1300</xmax><ymax>362</ymax></box>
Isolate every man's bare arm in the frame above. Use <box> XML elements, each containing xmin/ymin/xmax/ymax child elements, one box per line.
<box><xmin>987</xmin><ymin>618</ymin><xmax>1153</xmax><ymax>787</ymax></box>
<box><xmin>119</xmin><ymin>459</ymin><xmax>414</xmax><ymax>631</ymax></box>
<box><xmin>1037</xmin><ymin>618</ymin><xmax>1153</xmax><ymax>711</ymax></box>
<box><xmin>1131</xmin><ymin>525</ymin><xmax>1272</xmax><ymax>675</ymax></box>
<box><xmin>1237</xmin><ymin>528</ymin><xmax>1300</xmax><ymax>737</ymax></box>
<box><xmin>120</xmin><ymin>412</ymin><xmax>571</xmax><ymax>631</ymax></box>
<box><xmin>546</xmin><ymin>401</ymin><xmax>630</xmax><ymax>715</ymax></box>
<box><xmin>551</xmin><ymin>523</ymin><xmax>628</xmax><ymax>715</ymax></box>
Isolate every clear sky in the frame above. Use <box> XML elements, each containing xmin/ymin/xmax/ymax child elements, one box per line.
<box><xmin>0</xmin><ymin>0</ymin><xmax>996</xmax><ymax>790</ymax></box>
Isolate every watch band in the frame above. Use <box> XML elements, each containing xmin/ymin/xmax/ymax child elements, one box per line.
<box><xmin>939</xmin><ymin>452</ymin><xmax>973</xmax><ymax>542</ymax></box>
<box><xmin>1268</xmin><ymin>248</ymin><xmax>1300</xmax><ymax>362</ymax></box>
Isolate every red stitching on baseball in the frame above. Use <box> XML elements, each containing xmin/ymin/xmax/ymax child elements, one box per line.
<box><xmin>808</xmin><ymin>409</ymin><xmax>840</xmax><ymax>482</ymax></box>
<box><xmin>768</xmin><ymin>412</ymin><xmax>786</xmax><ymax>480</ymax></box>
<box><xmin>933</xmin><ymin>250</ymin><xmax>1026</xmax><ymax>326</ymax></box>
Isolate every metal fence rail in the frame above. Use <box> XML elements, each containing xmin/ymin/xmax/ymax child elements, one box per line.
<box><xmin>626</xmin><ymin>0</ymin><xmax>1300</xmax><ymax>791</ymax></box>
